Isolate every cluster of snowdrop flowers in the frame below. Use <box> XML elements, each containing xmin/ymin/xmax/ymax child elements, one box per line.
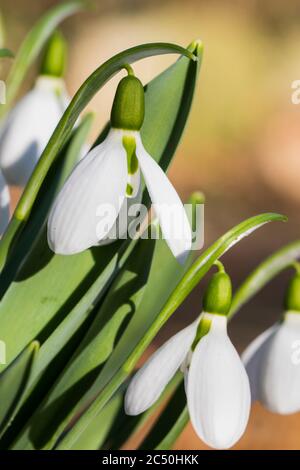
<box><xmin>125</xmin><ymin>261</ymin><xmax>300</xmax><ymax>449</ymax></box>
<box><xmin>0</xmin><ymin>32</ymin><xmax>69</xmax><ymax>234</ymax></box>
<box><xmin>243</xmin><ymin>269</ymin><xmax>300</xmax><ymax>415</ymax></box>
<box><xmin>47</xmin><ymin>66</ymin><xmax>192</xmax><ymax>263</ymax></box>
<box><xmin>125</xmin><ymin>261</ymin><xmax>251</xmax><ymax>449</ymax></box>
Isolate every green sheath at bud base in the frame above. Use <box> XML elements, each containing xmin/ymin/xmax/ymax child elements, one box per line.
<box><xmin>111</xmin><ymin>75</ymin><xmax>145</xmax><ymax>131</ymax></box>
<box><xmin>40</xmin><ymin>31</ymin><xmax>67</xmax><ymax>78</ymax></box>
<box><xmin>203</xmin><ymin>262</ymin><xmax>232</xmax><ymax>316</ymax></box>
<box><xmin>285</xmin><ymin>273</ymin><xmax>300</xmax><ymax>312</ymax></box>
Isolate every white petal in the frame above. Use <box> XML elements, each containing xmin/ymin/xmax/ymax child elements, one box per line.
<box><xmin>0</xmin><ymin>76</ymin><xmax>68</xmax><ymax>186</ymax></box>
<box><xmin>242</xmin><ymin>324</ymin><xmax>279</xmax><ymax>402</ymax></box>
<box><xmin>0</xmin><ymin>170</ymin><xmax>10</xmax><ymax>235</ymax></box>
<box><xmin>135</xmin><ymin>134</ymin><xmax>192</xmax><ymax>264</ymax></box>
<box><xmin>187</xmin><ymin>314</ymin><xmax>251</xmax><ymax>449</ymax></box>
<box><xmin>125</xmin><ymin>320</ymin><xmax>198</xmax><ymax>415</ymax></box>
<box><xmin>47</xmin><ymin>129</ymin><xmax>127</xmax><ymax>254</ymax></box>
<box><xmin>245</xmin><ymin>312</ymin><xmax>300</xmax><ymax>414</ymax></box>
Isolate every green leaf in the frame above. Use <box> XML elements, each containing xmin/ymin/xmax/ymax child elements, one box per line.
<box><xmin>0</xmin><ymin>1</ymin><xmax>84</xmax><ymax>117</ymax></box>
<box><xmin>229</xmin><ymin>239</ymin><xmax>300</xmax><ymax>318</ymax></box>
<box><xmin>11</xmin><ymin>236</ymin><xmax>156</xmax><ymax>449</ymax></box>
<box><xmin>139</xmin><ymin>379</ymin><xmax>188</xmax><ymax>450</ymax></box>
<box><xmin>0</xmin><ymin>48</ymin><xmax>13</xmax><ymax>58</ymax></box>
<box><xmin>0</xmin><ymin>41</ymin><xmax>201</xmax><ymax>374</ymax></box>
<box><xmin>64</xmin><ymin>390</ymin><xmax>124</xmax><ymax>450</ymax></box>
<box><xmin>54</xmin><ymin>212</ymin><xmax>286</xmax><ymax>450</ymax></box>
<box><xmin>0</xmin><ymin>341</ymin><xmax>39</xmax><ymax>436</ymax></box>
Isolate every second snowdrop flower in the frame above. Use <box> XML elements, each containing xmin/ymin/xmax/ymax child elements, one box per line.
<box><xmin>125</xmin><ymin>262</ymin><xmax>251</xmax><ymax>449</ymax></box>
<box><xmin>0</xmin><ymin>32</ymin><xmax>69</xmax><ymax>186</ymax></box>
<box><xmin>243</xmin><ymin>269</ymin><xmax>300</xmax><ymax>415</ymax></box>
<box><xmin>48</xmin><ymin>67</ymin><xmax>192</xmax><ymax>262</ymax></box>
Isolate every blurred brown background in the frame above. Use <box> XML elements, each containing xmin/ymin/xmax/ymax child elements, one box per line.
<box><xmin>1</xmin><ymin>0</ymin><xmax>300</xmax><ymax>450</ymax></box>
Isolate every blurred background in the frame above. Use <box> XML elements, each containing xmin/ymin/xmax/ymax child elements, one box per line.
<box><xmin>1</xmin><ymin>0</ymin><xmax>300</xmax><ymax>450</ymax></box>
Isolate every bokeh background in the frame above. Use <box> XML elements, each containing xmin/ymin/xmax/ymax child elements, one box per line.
<box><xmin>1</xmin><ymin>0</ymin><xmax>300</xmax><ymax>450</ymax></box>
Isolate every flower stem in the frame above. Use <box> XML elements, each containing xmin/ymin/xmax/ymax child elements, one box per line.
<box><xmin>229</xmin><ymin>240</ymin><xmax>300</xmax><ymax>319</ymax></box>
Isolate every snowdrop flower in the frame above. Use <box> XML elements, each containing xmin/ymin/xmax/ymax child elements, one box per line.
<box><xmin>243</xmin><ymin>271</ymin><xmax>300</xmax><ymax>414</ymax></box>
<box><xmin>0</xmin><ymin>169</ymin><xmax>9</xmax><ymax>235</ymax></box>
<box><xmin>47</xmin><ymin>69</ymin><xmax>192</xmax><ymax>262</ymax></box>
<box><xmin>125</xmin><ymin>262</ymin><xmax>251</xmax><ymax>449</ymax></box>
<box><xmin>0</xmin><ymin>31</ymin><xmax>69</xmax><ymax>186</ymax></box>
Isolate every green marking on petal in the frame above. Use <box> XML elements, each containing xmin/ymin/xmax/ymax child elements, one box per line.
<box><xmin>126</xmin><ymin>183</ymin><xmax>134</xmax><ymax>196</ymax></box>
<box><xmin>191</xmin><ymin>315</ymin><xmax>211</xmax><ymax>351</ymax></box>
<box><xmin>122</xmin><ymin>135</ymin><xmax>139</xmax><ymax>175</ymax></box>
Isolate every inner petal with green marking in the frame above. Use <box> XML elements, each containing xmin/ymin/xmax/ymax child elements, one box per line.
<box><xmin>122</xmin><ymin>134</ymin><xmax>140</xmax><ymax>198</ymax></box>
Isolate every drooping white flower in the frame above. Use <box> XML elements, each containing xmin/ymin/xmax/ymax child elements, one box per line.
<box><xmin>47</xmin><ymin>74</ymin><xmax>192</xmax><ymax>262</ymax></box>
<box><xmin>187</xmin><ymin>313</ymin><xmax>251</xmax><ymax>449</ymax></box>
<box><xmin>243</xmin><ymin>311</ymin><xmax>300</xmax><ymax>414</ymax></box>
<box><xmin>0</xmin><ymin>169</ymin><xmax>10</xmax><ymax>235</ymax></box>
<box><xmin>0</xmin><ymin>75</ymin><xmax>69</xmax><ymax>186</ymax></box>
<box><xmin>125</xmin><ymin>313</ymin><xmax>251</xmax><ymax>449</ymax></box>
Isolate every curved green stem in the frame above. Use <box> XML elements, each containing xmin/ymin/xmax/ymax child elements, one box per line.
<box><xmin>229</xmin><ymin>239</ymin><xmax>300</xmax><ymax>319</ymax></box>
<box><xmin>123</xmin><ymin>63</ymin><xmax>135</xmax><ymax>76</ymax></box>
<box><xmin>291</xmin><ymin>261</ymin><xmax>300</xmax><ymax>275</ymax></box>
<box><xmin>214</xmin><ymin>259</ymin><xmax>225</xmax><ymax>273</ymax></box>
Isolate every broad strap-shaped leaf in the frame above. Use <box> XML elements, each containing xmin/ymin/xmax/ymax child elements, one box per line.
<box><xmin>230</xmin><ymin>239</ymin><xmax>300</xmax><ymax>318</ymax></box>
<box><xmin>60</xmin><ymin>390</ymin><xmax>124</xmax><ymax>450</ymax></box>
<box><xmin>0</xmin><ymin>1</ymin><xmax>84</xmax><ymax>117</ymax></box>
<box><xmin>11</xmin><ymin>236</ymin><xmax>156</xmax><ymax>450</ymax></box>
<box><xmin>54</xmin><ymin>212</ymin><xmax>286</xmax><ymax>449</ymax></box>
<box><xmin>0</xmin><ymin>341</ymin><xmax>39</xmax><ymax>436</ymax></box>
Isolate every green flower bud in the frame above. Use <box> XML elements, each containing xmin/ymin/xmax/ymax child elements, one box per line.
<box><xmin>202</xmin><ymin>261</ymin><xmax>232</xmax><ymax>316</ymax></box>
<box><xmin>284</xmin><ymin>272</ymin><xmax>300</xmax><ymax>312</ymax></box>
<box><xmin>110</xmin><ymin>75</ymin><xmax>145</xmax><ymax>131</ymax></box>
<box><xmin>40</xmin><ymin>31</ymin><xmax>67</xmax><ymax>78</ymax></box>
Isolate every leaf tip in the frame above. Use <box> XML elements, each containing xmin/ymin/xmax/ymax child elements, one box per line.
<box><xmin>29</xmin><ymin>340</ymin><xmax>40</xmax><ymax>354</ymax></box>
<box><xmin>188</xmin><ymin>39</ymin><xmax>204</xmax><ymax>58</ymax></box>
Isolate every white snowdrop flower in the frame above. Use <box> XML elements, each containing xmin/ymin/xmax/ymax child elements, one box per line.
<box><xmin>125</xmin><ymin>263</ymin><xmax>251</xmax><ymax>449</ymax></box>
<box><xmin>47</xmin><ymin>73</ymin><xmax>192</xmax><ymax>262</ymax></box>
<box><xmin>0</xmin><ymin>169</ymin><xmax>10</xmax><ymax>235</ymax></box>
<box><xmin>187</xmin><ymin>313</ymin><xmax>251</xmax><ymax>449</ymax></box>
<box><xmin>0</xmin><ymin>31</ymin><xmax>70</xmax><ymax>187</ymax></box>
<box><xmin>243</xmin><ymin>271</ymin><xmax>300</xmax><ymax>415</ymax></box>
<box><xmin>0</xmin><ymin>75</ymin><xmax>69</xmax><ymax>186</ymax></box>
<box><xmin>243</xmin><ymin>312</ymin><xmax>300</xmax><ymax>414</ymax></box>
